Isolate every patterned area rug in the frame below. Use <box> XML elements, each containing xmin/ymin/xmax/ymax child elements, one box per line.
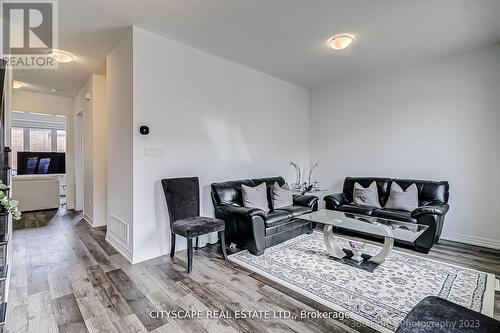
<box><xmin>229</xmin><ymin>232</ymin><xmax>495</xmax><ymax>332</ymax></box>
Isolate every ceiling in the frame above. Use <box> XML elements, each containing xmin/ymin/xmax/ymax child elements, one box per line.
<box><xmin>13</xmin><ymin>0</ymin><xmax>500</xmax><ymax>97</ymax></box>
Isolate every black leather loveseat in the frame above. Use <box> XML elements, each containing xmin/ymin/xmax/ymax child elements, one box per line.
<box><xmin>211</xmin><ymin>177</ymin><xmax>318</xmax><ymax>255</ymax></box>
<box><xmin>324</xmin><ymin>177</ymin><xmax>449</xmax><ymax>253</ymax></box>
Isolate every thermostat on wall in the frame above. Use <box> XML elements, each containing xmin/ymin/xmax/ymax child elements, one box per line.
<box><xmin>139</xmin><ymin>125</ymin><xmax>150</xmax><ymax>135</ymax></box>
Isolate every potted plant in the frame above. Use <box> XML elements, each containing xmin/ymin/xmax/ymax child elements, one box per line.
<box><xmin>0</xmin><ymin>179</ymin><xmax>21</xmax><ymax>220</ymax></box>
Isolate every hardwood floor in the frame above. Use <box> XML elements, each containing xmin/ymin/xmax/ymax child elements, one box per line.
<box><xmin>12</xmin><ymin>209</ymin><xmax>59</xmax><ymax>230</ymax></box>
<box><xmin>5</xmin><ymin>208</ymin><xmax>500</xmax><ymax>333</ymax></box>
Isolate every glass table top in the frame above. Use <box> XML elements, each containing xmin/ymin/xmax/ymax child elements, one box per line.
<box><xmin>300</xmin><ymin>209</ymin><xmax>428</xmax><ymax>243</ymax></box>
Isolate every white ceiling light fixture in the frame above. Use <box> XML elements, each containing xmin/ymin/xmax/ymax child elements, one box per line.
<box><xmin>50</xmin><ymin>49</ymin><xmax>75</xmax><ymax>63</ymax></box>
<box><xmin>13</xmin><ymin>80</ymin><xmax>24</xmax><ymax>89</ymax></box>
<box><xmin>328</xmin><ymin>34</ymin><xmax>355</xmax><ymax>50</ymax></box>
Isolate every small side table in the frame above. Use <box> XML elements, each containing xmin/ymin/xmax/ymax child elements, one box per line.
<box><xmin>292</xmin><ymin>189</ymin><xmax>329</xmax><ymax>195</ymax></box>
<box><xmin>292</xmin><ymin>189</ymin><xmax>330</xmax><ymax>210</ymax></box>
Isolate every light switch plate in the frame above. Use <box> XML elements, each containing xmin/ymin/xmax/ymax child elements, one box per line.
<box><xmin>144</xmin><ymin>147</ymin><xmax>166</xmax><ymax>157</ymax></box>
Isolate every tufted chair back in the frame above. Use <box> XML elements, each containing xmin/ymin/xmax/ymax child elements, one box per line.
<box><xmin>161</xmin><ymin>177</ymin><xmax>200</xmax><ymax>225</ymax></box>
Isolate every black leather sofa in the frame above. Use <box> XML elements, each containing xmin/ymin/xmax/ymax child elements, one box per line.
<box><xmin>324</xmin><ymin>177</ymin><xmax>449</xmax><ymax>253</ymax></box>
<box><xmin>211</xmin><ymin>177</ymin><xmax>319</xmax><ymax>255</ymax></box>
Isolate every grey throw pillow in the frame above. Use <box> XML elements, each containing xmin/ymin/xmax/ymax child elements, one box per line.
<box><xmin>272</xmin><ymin>182</ymin><xmax>293</xmax><ymax>209</ymax></box>
<box><xmin>384</xmin><ymin>182</ymin><xmax>418</xmax><ymax>211</ymax></box>
<box><xmin>353</xmin><ymin>182</ymin><xmax>381</xmax><ymax>208</ymax></box>
<box><xmin>241</xmin><ymin>182</ymin><xmax>270</xmax><ymax>213</ymax></box>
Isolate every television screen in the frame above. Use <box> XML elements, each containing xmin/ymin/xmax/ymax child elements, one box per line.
<box><xmin>26</xmin><ymin>157</ymin><xmax>39</xmax><ymax>174</ymax></box>
<box><xmin>37</xmin><ymin>158</ymin><xmax>51</xmax><ymax>174</ymax></box>
<box><xmin>17</xmin><ymin>152</ymin><xmax>65</xmax><ymax>175</ymax></box>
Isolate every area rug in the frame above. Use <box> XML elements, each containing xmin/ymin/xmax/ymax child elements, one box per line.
<box><xmin>229</xmin><ymin>232</ymin><xmax>496</xmax><ymax>332</ymax></box>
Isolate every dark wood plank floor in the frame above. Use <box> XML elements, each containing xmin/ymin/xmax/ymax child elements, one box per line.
<box><xmin>5</xmin><ymin>209</ymin><xmax>500</xmax><ymax>333</ymax></box>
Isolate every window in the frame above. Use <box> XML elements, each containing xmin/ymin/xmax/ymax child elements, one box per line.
<box><xmin>57</xmin><ymin>130</ymin><xmax>66</xmax><ymax>152</ymax></box>
<box><xmin>29</xmin><ymin>128</ymin><xmax>52</xmax><ymax>152</ymax></box>
<box><xmin>10</xmin><ymin>112</ymin><xmax>67</xmax><ymax>173</ymax></box>
<box><xmin>11</xmin><ymin>127</ymin><xmax>24</xmax><ymax>170</ymax></box>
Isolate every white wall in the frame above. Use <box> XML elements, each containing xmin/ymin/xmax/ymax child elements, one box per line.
<box><xmin>12</xmin><ymin>90</ymin><xmax>73</xmax><ymax>116</ymax></box>
<box><xmin>310</xmin><ymin>43</ymin><xmax>500</xmax><ymax>249</ymax></box>
<box><xmin>74</xmin><ymin>110</ymin><xmax>84</xmax><ymax>211</ymax></box>
<box><xmin>106</xmin><ymin>29</ymin><xmax>134</xmax><ymax>261</ymax></box>
<box><xmin>12</xmin><ymin>90</ymin><xmax>75</xmax><ymax>209</ymax></box>
<box><xmin>74</xmin><ymin>81</ymin><xmax>92</xmax><ymax>220</ymax></box>
<box><xmin>129</xmin><ymin>27</ymin><xmax>309</xmax><ymax>263</ymax></box>
<box><xmin>91</xmin><ymin>75</ymin><xmax>108</xmax><ymax>227</ymax></box>
<box><xmin>75</xmin><ymin>75</ymin><xmax>108</xmax><ymax>227</ymax></box>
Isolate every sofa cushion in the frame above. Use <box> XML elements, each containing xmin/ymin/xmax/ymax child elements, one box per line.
<box><xmin>272</xmin><ymin>182</ymin><xmax>293</xmax><ymax>209</ymax></box>
<box><xmin>385</xmin><ymin>182</ymin><xmax>418</xmax><ymax>211</ymax></box>
<box><xmin>353</xmin><ymin>181</ymin><xmax>382</xmax><ymax>208</ymax></box>
<box><xmin>336</xmin><ymin>204</ymin><xmax>378</xmax><ymax>216</ymax></box>
<box><xmin>372</xmin><ymin>208</ymin><xmax>415</xmax><ymax>222</ymax></box>
<box><xmin>277</xmin><ymin>205</ymin><xmax>312</xmax><ymax>218</ymax></box>
<box><xmin>265</xmin><ymin>210</ymin><xmax>293</xmax><ymax>227</ymax></box>
<box><xmin>211</xmin><ymin>179</ymin><xmax>255</xmax><ymax>206</ymax></box>
<box><xmin>393</xmin><ymin>178</ymin><xmax>449</xmax><ymax>205</ymax></box>
<box><xmin>242</xmin><ymin>182</ymin><xmax>270</xmax><ymax>213</ymax></box>
<box><xmin>252</xmin><ymin>177</ymin><xmax>286</xmax><ymax>210</ymax></box>
<box><xmin>343</xmin><ymin>177</ymin><xmax>391</xmax><ymax>205</ymax></box>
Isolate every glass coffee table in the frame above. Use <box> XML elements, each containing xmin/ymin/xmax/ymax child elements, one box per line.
<box><xmin>300</xmin><ymin>209</ymin><xmax>428</xmax><ymax>265</ymax></box>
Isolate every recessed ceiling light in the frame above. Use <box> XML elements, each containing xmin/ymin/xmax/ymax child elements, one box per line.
<box><xmin>328</xmin><ymin>34</ymin><xmax>355</xmax><ymax>50</ymax></box>
<box><xmin>13</xmin><ymin>80</ymin><xmax>24</xmax><ymax>89</ymax></box>
<box><xmin>50</xmin><ymin>49</ymin><xmax>75</xmax><ymax>63</ymax></box>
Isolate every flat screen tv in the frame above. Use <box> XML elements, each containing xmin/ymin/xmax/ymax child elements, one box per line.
<box><xmin>17</xmin><ymin>152</ymin><xmax>65</xmax><ymax>175</ymax></box>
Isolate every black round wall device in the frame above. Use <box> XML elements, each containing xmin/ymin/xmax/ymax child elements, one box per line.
<box><xmin>139</xmin><ymin>125</ymin><xmax>150</xmax><ymax>135</ymax></box>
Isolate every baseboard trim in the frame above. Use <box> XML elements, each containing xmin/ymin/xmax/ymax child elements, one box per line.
<box><xmin>440</xmin><ymin>232</ymin><xmax>500</xmax><ymax>250</ymax></box>
<box><xmin>82</xmin><ymin>214</ymin><xmax>93</xmax><ymax>226</ymax></box>
<box><xmin>106</xmin><ymin>234</ymin><xmax>133</xmax><ymax>263</ymax></box>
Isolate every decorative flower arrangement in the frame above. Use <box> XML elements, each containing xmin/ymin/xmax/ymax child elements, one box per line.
<box><xmin>289</xmin><ymin>160</ymin><xmax>321</xmax><ymax>194</ymax></box>
<box><xmin>0</xmin><ymin>179</ymin><xmax>21</xmax><ymax>220</ymax></box>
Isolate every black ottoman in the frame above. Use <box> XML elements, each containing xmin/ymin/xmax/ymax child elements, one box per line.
<box><xmin>396</xmin><ymin>296</ymin><xmax>500</xmax><ymax>333</ymax></box>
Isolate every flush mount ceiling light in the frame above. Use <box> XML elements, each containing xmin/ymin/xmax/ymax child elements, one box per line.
<box><xmin>50</xmin><ymin>49</ymin><xmax>75</xmax><ymax>63</ymax></box>
<box><xmin>13</xmin><ymin>80</ymin><xmax>24</xmax><ymax>89</ymax></box>
<box><xmin>328</xmin><ymin>34</ymin><xmax>355</xmax><ymax>50</ymax></box>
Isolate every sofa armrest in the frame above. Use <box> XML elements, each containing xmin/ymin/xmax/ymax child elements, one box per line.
<box><xmin>293</xmin><ymin>195</ymin><xmax>319</xmax><ymax>208</ymax></box>
<box><xmin>324</xmin><ymin>193</ymin><xmax>349</xmax><ymax>209</ymax></box>
<box><xmin>215</xmin><ymin>205</ymin><xmax>267</xmax><ymax>219</ymax></box>
<box><xmin>214</xmin><ymin>205</ymin><xmax>266</xmax><ymax>255</ymax></box>
<box><xmin>411</xmin><ymin>203</ymin><xmax>449</xmax><ymax>218</ymax></box>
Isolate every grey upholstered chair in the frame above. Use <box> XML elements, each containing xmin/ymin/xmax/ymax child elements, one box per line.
<box><xmin>161</xmin><ymin>177</ymin><xmax>227</xmax><ymax>273</ymax></box>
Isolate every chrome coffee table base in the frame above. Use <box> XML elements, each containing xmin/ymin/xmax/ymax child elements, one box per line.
<box><xmin>323</xmin><ymin>225</ymin><xmax>394</xmax><ymax>264</ymax></box>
